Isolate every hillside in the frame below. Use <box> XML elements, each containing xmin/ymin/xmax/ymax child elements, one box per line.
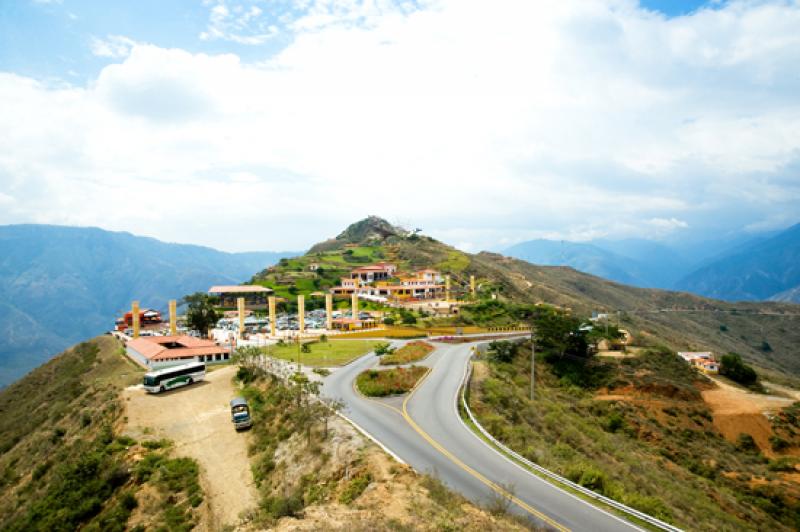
<box><xmin>468</xmin><ymin>251</ymin><xmax>800</xmax><ymax>379</ymax></box>
<box><xmin>676</xmin><ymin>223</ymin><xmax>800</xmax><ymax>302</ymax></box>
<box><xmin>0</xmin><ymin>336</ymin><xmax>529</xmax><ymax>530</ymax></box>
<box><xmin>0</xmin><ymin>336</ymin><xmax>207</xmax><ymax>531</ymax></box>
<box><xmin>0</xmin><ymin>224</ymin><xmax>295</xmax><ymax>386</ymax></box>
<box><xmin>252</xmin><ymin>216</ymin><xmax>800</xmax><ymax>379</ymax></box>
<box><xmin>468</xmin><ymin>341</ymin><xmax>800</xmax><ymax>530</ymax></box>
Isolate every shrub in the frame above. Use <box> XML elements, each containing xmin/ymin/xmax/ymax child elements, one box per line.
<box><xmin>720</xmin><ymin>353</ymin><xmax>758</xmax><ymax>387</ymax></box>
<box><xmin>605</xmin><ymin>412</ymin><xmax>625</xmax><ymax>433</ymax></box>
<box><xmin>263</xmin><ymin>492</ymin><xmax>304</xmax><ymax>519</ymax></box>
<box><xmin>737</xmin><ymin>433</ymin><xmax>758</xmax><ymax>452</ymax></box>
<box><xmin>236</xmin><ymin>365</ymin><xmax>257</xmax><ymax>384</ymax></box>
<box><xmin>383</xmin><ymin>317</ymin><xmax>395</xmax><ymax>325</ymax></box>
<box><xmin>769</xmin><ymin>435</ymin><xmax>789</xmax><ymax>452</ymax></box>
<box><xmin>374</xmin><ymin>342</ymin><xmax>394</xmax><ymax>356</ymax></box>
<box><xmin>339</xmin><ymin>473</ymin><xmax>371</xmax><ymax>504</ymax></box>
<box><xmin>487</xmin><ymin>341</ymin><xmax>517</xmax><ymax>363</ymax></box>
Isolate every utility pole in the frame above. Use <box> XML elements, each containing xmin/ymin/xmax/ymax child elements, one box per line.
<box><xmin>530</xmin><ymin>328</ymin><xmax>536</xmax><ymax>401</ymax></box>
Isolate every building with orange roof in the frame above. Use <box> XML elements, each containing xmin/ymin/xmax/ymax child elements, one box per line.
<box><xmin>126</xmin><ymin>335</ymin><xmax>230</xmax><ymax>370</ymax></box>
<box><xmin>350</xmin><ymin>262</ymin><xmax>397</xmax><ymax>282</ymax></box>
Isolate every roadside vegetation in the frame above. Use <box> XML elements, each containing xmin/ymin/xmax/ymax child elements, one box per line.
<box><xmin>468</xmin><ymin>331</ymin><xmax>800</xmax><ymax>530</ymax></box>
<box><xmin>379</xmin><ymin>341</ymin><xmax>434</xmax><ymax>365</ymax></box>
<box><xmin>0</xmin><ymin>337</ymin><xmax>204</xmax><ymax>531</ymax></box>
<box><xmin>355</xmin><ymin>366</ymin><xmax>428</xmax><ymax>397</ymax></box>
<box><xmin>234</xmin><ymin>359</ymin><xmax>528</xmax><ymax>530</ymax></box>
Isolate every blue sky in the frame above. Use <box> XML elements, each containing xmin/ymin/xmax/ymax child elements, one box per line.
<box><xmin>640</xmin><ymin>0</ymin><xmax>716</xmax><ymax>15</ymax></box>
<box><xmin>1</xmin><ymin>1</ymin><xmax>798</xmax><ymax>252</ymax></box>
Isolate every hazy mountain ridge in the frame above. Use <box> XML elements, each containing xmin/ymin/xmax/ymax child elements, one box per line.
<box><xmin>675</xmin><ymin>223</ymin><xmax>800</xmax><ymax>302</ymax></box>
<box><xmin>503</xmin><ymin>225</ymin><xmax>798</xmax><ymax>301</ymax></box>
<box><xmin>0</xmin><ymin>225</ymin><xmax>295</xmax><ymax>386</ymax></box>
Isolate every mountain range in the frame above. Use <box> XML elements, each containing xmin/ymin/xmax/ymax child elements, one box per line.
<box><xmin>0</xmin><ymin>225</ymin><xmax>295</xmax><ymax>386</ymax></box>
<box><xmin>504</xmin><ymin>223</ymin><xmax>800</xmax><ymax>302</ymax></box>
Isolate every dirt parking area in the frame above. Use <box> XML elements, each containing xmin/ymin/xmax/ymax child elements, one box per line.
<box><xmin>123</xmin><ymin>365</ymin><xmax>258</xmax><ymax>530</ymax></box>
<box><xmin>703</xmin><ymin>376</ymin><xmax>795</xmax><ymax>456</ymax></box>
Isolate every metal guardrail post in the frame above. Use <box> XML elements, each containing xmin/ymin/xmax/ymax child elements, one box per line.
<box><xmin>459</xmin><ymin>350</ymin><xmax>682</xmax><ymax>532</ymax></box>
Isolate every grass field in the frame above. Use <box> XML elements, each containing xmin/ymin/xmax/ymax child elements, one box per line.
<box><xmin>264</xmin><ymin>339</ymin><xmax>382</xmax><ymax>367</ymax></box>
<box><xmin>355</xmin><ymin>366</ymin><xmax>428</xmax><ymax>397</ymax></box>
<box><xmin>380</xmin><ymin>341</ymin><xmax>434</xmax><ymax>365</ymax></box>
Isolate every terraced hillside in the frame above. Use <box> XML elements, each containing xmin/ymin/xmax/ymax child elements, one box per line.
<box><xmin>252</xmin><ymin>216</ymin><xmax>800</xmax><ymax>379</ymax></box>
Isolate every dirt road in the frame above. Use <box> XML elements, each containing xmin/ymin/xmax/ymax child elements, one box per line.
<box><xmin>123</xmin><ymin>366</ymin><xmax>258</xmax><ymax>529</ymax></box>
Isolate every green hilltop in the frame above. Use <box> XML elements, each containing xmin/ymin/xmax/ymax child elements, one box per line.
<box><xmin>250</xmin><ymin>216</ymin><xmax>800</xmax><ymax>381</ymax></box>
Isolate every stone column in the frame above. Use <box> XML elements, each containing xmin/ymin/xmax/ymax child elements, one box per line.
<box><xmin>237</xmin><ymin>297</ymin><xmax>245</xmax><ymax>335</ymax></box>
<box><xmin>351</xmin><ymin>291</ymin><xmax>359</xmax><ymax>319</ymax></box>
<box><xmin>470</xmin><ymin>275</ymin><xmax>476</xmax><ymax>296</ymax></box>
<box><xmin>268</xmin><ymin>296</ymin><xmax>276</xmax><ymax>337</ymax></box>
<box><xmin>169</xmin><ymin>299</ymin><xmax>177</xmax><ymax>335</ymax></box>
<box><xmin>325</xmin><ymin>293</ymin><xmax>333</xmax><ymax>331</ymax></box>
<box><xmin>445</xmin><ymin>275</ymin><xmax>451</xmax><ymax>301</ymax></box>
<box><xmin>131</xmin><ymin>300</ymin><xmax>140</xmax><ymax>339</ymax></box>
<box><xmin>298</xmin><ymin>295</ymin><xmax>305</xmax><ymax>334</ymax></box>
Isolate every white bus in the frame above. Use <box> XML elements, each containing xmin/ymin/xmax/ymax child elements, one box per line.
<box><xmin>143</xmin><ymin>362</ymin><xmax>206</xmax><ymax>393</ymax></box>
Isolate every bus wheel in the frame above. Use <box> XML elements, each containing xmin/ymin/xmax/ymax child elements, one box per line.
<box><xmin>159</xmin><ymin>385</ymin><xmax>165</xmax><ymax>393</ymax></box>
<box><xmin>187</xmin><ymin>378</ymin><xmax>193</xmax><ymax>385</ymax></box>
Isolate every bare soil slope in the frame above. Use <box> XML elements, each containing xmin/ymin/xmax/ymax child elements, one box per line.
<box><xmin>703</xmin><ymin>377</ymin><xmax>795</xmax><ymax>456</ymax></box>
<box><xmin>123</xmin><ymin>366</ymin><xmax>258</xmax><ymax>529</ymax></box>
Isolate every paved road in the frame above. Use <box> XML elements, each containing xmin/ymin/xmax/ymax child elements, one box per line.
<box><xmin>321</xmin><ymin>341</ymin><xmax>641</xmax><ymax>532</ymax></box>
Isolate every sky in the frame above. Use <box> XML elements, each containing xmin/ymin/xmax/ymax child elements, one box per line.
<box><xmin>1</xmin><ymin>0</ymin><xmax>799</xmax><ymax>253</ymax></box>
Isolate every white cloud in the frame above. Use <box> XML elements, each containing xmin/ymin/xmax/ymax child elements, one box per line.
<box><xmin>2</xmin><ymin>0</ymin><xmax>800</xmax><ymax>252</ymax></box>
<box><xmin>90</xmin><ymin>35</ymin><xmax>138</xmax><ymax>59</ymax></box>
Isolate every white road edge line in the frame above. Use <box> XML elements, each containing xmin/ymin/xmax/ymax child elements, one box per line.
<box><xmin>335</xmin><ymin>411</ymin><xmax>407</xmax><ymax>466</ymax></box>
<box><xmin>451</xmin><ymin>343</ymin><xmax>651</xmax><ymax>532</ymax></box>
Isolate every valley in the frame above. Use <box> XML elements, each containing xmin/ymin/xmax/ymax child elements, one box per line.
<box><xmin>1</xmin><ymin>216</ymin><xmax>799</xmax><ymax>531</ymax></box>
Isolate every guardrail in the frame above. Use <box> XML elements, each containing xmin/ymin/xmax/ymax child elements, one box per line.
<box><xmin>459</xmin><ymin>356</ymin><xmax>682</xmax><ymax>532</ymax></box>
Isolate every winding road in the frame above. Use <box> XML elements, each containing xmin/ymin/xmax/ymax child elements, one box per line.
<box><xmin>321</xmin><ymin>340</ymin><xmax>641</xmax><ymax>532</ymax></box>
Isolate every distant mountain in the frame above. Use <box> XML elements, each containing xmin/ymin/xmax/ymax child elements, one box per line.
<box><xmin>676</xmin><ymin>223</ymin><xmax>800</xmax><ymax>302</ymax></box>
<box><xmin>503</xmin><ymin>238</ymin><xmax>693</xmax><ymax>289</ymax></box>
<box><xmin>0</xmin><ymin>225</ymin><xmax>295</xmax><ymax>386</ymax></box>
<box><xmin>504</xmin><ymin>240</ymin><xmax>645</xmax><ymax>285</ymax></box>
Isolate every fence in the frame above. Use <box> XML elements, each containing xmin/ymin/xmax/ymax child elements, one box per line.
<box><xmin>459</xmin><ymin>357</ymin><xmax>682</xmax><ymax>532</ymax></box>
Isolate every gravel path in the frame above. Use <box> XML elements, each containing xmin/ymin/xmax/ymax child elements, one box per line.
<box><xmin>123</xmin><ymin>366</ymin><xmax>258</xmax><ymax>530</ymax></box>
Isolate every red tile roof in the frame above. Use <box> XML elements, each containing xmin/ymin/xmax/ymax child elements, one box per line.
<box><xmin>127</xmin><ymin>335</ymin><xmax>229</xmax><ymax>361</ymax></box>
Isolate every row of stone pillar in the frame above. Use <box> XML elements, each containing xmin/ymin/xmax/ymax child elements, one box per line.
<box><xmin>130</xmin><ymin>299</ymin><xmax>177</xmax><ymax>339</ymax></box>
<box><xmin>128</xmin><ymin>275</ymin><xmax>478</xmax><ymax>339</ymax></box>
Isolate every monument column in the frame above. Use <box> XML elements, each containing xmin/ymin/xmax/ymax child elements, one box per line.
<box><xmin>351</xmin><ymin>292</ymin><xmax>359</xmax><ymax>320</ymax></box>
<box><xmin>268</xmin><ymin>296</ymin><xmax>277</xmax><ymax>337</ymax></box>
<box><xmin>298</xmin><ymin>295</ymin><xmax>305</xmax><ymax>334</ymax></box>
<box><xmin>131</xmin><ymin>300</ymin><xmax>140</xmax><ymax>339</ymax></box>
<box><xmin>445</xmin><ymin>275</ymin><xmax>451</xmax><ymax>302</ymax></box>
<box><xmin>237</xmin><ymin>297</ymin><xmax>245</xmax><ymax>335</ymax></box>
<box><xmin>470</xmin><ymin>275</ymin><xmax>476</xmax><ymax>296</ymax></box>
<box><xmin>325</xmin><ymin>293</ymin><xmax>333</xmax><ymax>331</ymax></box>
<box><xmin>169</xmin><ymin>299</ymin><xmax>177</xmax><ymax>335</ymax></box>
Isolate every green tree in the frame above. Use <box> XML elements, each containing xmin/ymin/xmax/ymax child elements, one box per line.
<box><xmin>487</xmin><ymin>340</ymin><xmax>517</xmax><ymax>363</ymax></box>
<box><xmin>400</xmin><ymin>310</ymin><xmax>417</xmax><ymax>325</ymax></box>
<box><xmin>720</xmin><ymin>353</ymin><xmax>758</xmax><ymax>386</ymax></box>
<box><xmin>182</xmin><ymin>292</ymin><xmax>220</xmax><ymax>338</ymax></box>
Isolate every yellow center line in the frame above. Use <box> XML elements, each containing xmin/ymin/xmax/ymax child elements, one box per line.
<box><xmin>401</xmin><ymin>368</ymin><xmax>570</xmax><ymax>532</ymax></box>
<box><xmin>351</xmin><ymin>360</ymin><xmax>570</xmax><ymax>532</ymax></box>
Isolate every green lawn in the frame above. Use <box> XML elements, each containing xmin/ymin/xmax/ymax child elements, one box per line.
<box><xmin>264</xmin><ymin>339</ymin><xmax>382</xmax><ymax>367</ymax></box>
